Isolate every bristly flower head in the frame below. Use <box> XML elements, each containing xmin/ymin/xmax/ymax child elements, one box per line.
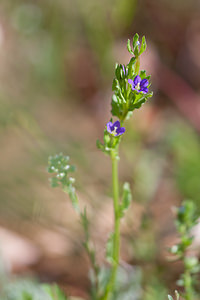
<box><xmin>128</xmin><ymin>75</ymin><xmax>149</xmax><ymax>94</ymax></box>
<box><xmin>106</xmin><ymin>120</ymin><xmax>125</xmax><ymax>137</ymax></box>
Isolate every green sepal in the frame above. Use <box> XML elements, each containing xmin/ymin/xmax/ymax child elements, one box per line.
<box><xmin>115</xmin><ymin>64</ymin><xmax>121</xmax><ymax>80</ymax></box>
<box><xmin>139</xmin><ymin>70</ymin><xmax>151</xmax><ymax>80</ymax></box>
<box><xmin>168</xmin><ymin>295</ymin><xmax>173</xmax><ymax>300</ymax></box>
<box><xmin>139</xmin><ymin>36</ymin><xmax>147</xmax><ymax>55</ymax></box>
<box><xmin>127</xmin><ymin>34</ymin><xmax>147</xmax><ymax>58</ymax></box>
<box><xmin>127</xmin><ymin>39</ymin><xmax>134</xmax><ymax>55</ymax></box>
<box><xmin>132</xmin><ymin>33</ymin><xmax>139</xmax><ymax>48</ymax></box>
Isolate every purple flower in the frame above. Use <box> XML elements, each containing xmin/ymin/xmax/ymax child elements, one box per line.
<box><xmin>128</xmin><ymin>75</ymin><xmax>149</xmax><ymax>94</ymax></box>
<box><xmin>106</xmin><ymin>120</ymin><xmax>125</xmax><ymax>137</ymax></box>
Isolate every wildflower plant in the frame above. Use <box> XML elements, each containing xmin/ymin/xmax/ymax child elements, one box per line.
<box><xmin>169</xmin><ymin>201</ymin><xmax>200</xmax><ymax>300</ymax></box>
<box><xmin>48</xmin><ymin>34</ymin><xmax>153</xmax><ymax>300</ymax></box>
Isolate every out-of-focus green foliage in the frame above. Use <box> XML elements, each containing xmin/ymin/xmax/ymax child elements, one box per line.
<box><xmin>168</xmin><ymin>122</ymin><xmax>200</xmax><ymax>211</ymax></box>
<box><xmin>0</xmin><ymin>278</ymin><xmax>50</xmax><ymax>300</ymax></box>
<box><xmin>143</xmin><ymin>279</ymin><xmax>167</xmax><ymax>300</ymax></box>
<box><xmin>170</xmin><ymin>200</ymin><xmax>200</xmax><ymax>300</ymax></box>
<box><xmin>42</xmin><ymin>284</ymin><xmax>69</xmax><ymax>300</ymax></box>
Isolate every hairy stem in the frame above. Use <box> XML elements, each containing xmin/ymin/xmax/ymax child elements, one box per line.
<box><xmin>135</xmin><ymin>56</ymin><xmax>140</xmax><ymax>75</ymax></box>
<box><xmin>101</xmin><ymin>150</ymin><xmax>120</xmax><ymax>300</ymax></box>
<box><xmin>184</xmin><ymin>269</ymin><xmax>193</xmax><ymax>300</ymax></box>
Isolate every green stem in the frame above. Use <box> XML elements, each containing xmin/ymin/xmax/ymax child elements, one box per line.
<box><xmin>101</xmin><ymin>149</ymin><xmax>120</xmax><ymax>300</ymax></box>
<box><xmin>184</xmin><ymin>269</ymin><xmax>193</xmax><ymax>300</ymax></box>
<box><xmin>135</xmin><ymin>56</ymin><xmax>140</xmax><ymax>75</ymax></box>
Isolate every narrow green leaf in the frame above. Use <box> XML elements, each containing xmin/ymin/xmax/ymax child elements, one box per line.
<box><xmin>132</xmin><ymin>33</ymin><xmax>139</xmax><ymax>50</ymax></box>
<box><xmin>119</xmin><ymin>182</ymin><xmax>132</xmax><ymax>218</ymax></box>
<box><xmin>80</xmin><ymin>207</ymin><xmax>89</xmax><ymax>233</ymax></box>
<box><xmin>106</xmin><ymin>233</ymin><xmax>114</xmax><ymax>263</ymax></box>
<box><xmin>115</xmin><ymin>64</ymin><xmax>121</xmax><ymax>80</ymax></box>
<box><xmin>132</xmin><ymin>33</ymin><xmax>140</xmax><ymax>56</ymax></box>
<box><xmin>112</xmin><ymin>79</ymin><xmax>117</xmax><ymax>91</ymax></box>
<box><xmin>139</xmin><ymin>36</ymin><xmax>147</xmax><ymax>55</ymax></box>
<box><xmin>127</xmin><ymin>57</ymin><xmax>136</xmax><ymax>76</ymax></box>
<box><xmin>127</xmin><ymin>39</ymin><xmax>134</xmax><ymax>54</ymax></box>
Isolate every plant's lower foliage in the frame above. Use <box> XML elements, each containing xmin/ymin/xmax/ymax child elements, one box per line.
<box><xmin>0</xmin><ymin>279</ymin><xmax>69</xmax><ymax>300</ymax></box>
<box><xmin>169</xmin><ymin>201</ymin><xmax>200</xmax><ymax>300</ymax></box>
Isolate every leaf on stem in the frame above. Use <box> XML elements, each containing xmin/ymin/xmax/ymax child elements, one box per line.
<box><xmin>119</xmin><ymin>182</ymin><xmax>132</xmax><ymax>218</ymax></box>
<box><xmin>139</xmin><ymin>36</ymin><xmax>147</xmax><ymax>55</ymax></box>
<box><xmin>127</xmin><ymin>39</ymin><xmax>134</xmax><ymax>55</ymax></box>
<box><xmin>106</xmin><ymin>233</ymin><xmax>114</xmax><ymax>264</ymax></box>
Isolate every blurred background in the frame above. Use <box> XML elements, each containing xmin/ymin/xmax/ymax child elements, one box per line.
<box><xmin>0</xmin><ymin>0</ymin><xmax>200</xmax><ymax>298</ymax></box>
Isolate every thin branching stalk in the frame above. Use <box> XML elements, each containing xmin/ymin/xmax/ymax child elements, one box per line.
<box><xmin>101</xmin><ymin>149</ymin><xmax>120</xmax><ymax>300</ymax></box>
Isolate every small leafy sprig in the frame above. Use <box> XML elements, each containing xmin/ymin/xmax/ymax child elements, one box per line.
<box><xmin>48</xmin><ymin>153</ymin><xmax>79</xmax><ymax>212</ymax></box>
<box><xmin>48</xmin><ymin>153</ymin><xmax>100</xmax><ymax>298</ymax></box>
<box><xmin>170</xmin><ymin>200</ymin><xmax>200</xmax><ymax>300</ymax></box>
